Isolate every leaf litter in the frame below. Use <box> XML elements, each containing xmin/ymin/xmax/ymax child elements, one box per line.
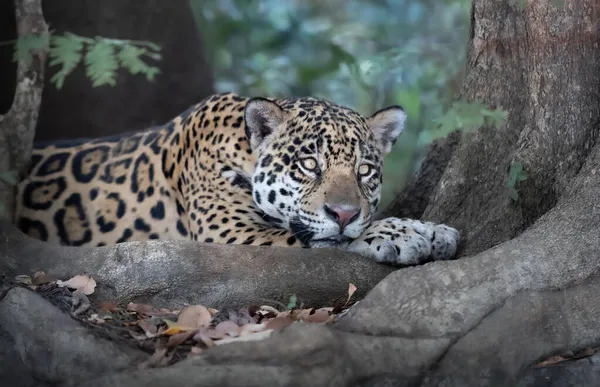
<box><xmin>9</xmin><ymin>272</ymin><xmax>359</xmax><ymax>368</ymax></box>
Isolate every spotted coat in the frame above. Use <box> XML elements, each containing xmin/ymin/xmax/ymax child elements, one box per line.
<box><xmin>15</xmin><ymin>93</ymin><xmax>459</xmax><ymax>265</ymax></box>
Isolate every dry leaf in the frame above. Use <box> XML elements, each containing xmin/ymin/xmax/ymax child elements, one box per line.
<box><xmin>138</xmin><ymin>318</ymin><xmax>160</xmax><ymax>337</ymax></box>
<box><xmin>56</xmin><ymin>274</ymin><xmax>96</xmax><ymax>295</ymax></box>
<box><xmin>345</xmin><ymin>283</ymin><xmax>357</xmax><ymax>306</ymax></box>
<box><xmin>190</xmin><ymin>346</ymin><xmax>203</xmax><ymax>354</ymax></box>
<box><xmin>99</xmin><ymin>301</ymin><xmax>119</xmax><ymax>312</ymax></box>
<box><xmin>203</xmin><ymin>328</ymin><xmax>227</xmax><ymax>340</ymax></box>
<box><xmin>138</xmin><ymin>347</ymin><xmax>170</xmax><ymax>369</ymax></box>
<box><xmin>14</xmin><ymin>275</ymin><xmax>32</xmax><ymax>285</ymax></box>
<box><xmin>167</xmin><ymin>329</ymin><xmax>199</xmax><ymax>347</ymax></box>
<box><xmin>535</xmin><ymin>355</ymin><xmax>570</xmax><ymax>367</ymax></box>
<box><xmin>265</xmin><ymin>315</ymin><xmax>295</xmax><ymax>331</ymax></box>
<box><xmin>301</xmin><ymin>308</ymin><xmax>333</xmax><ymax>323</ymax></box>
<box><xmin>259</xmin><ymin>305</ymin><xmax>280</xmax><ymax>315</ymax></box>
<box><xmin>214</xmin><ymin>320</ymin><xmax>242</xmax><ymax>337</ymax></box>
<box><xmin>177</xmin><ymin>305</ymin><xmax>212</xmax><ymax>329</ymax></box>
<box><xmin>193</xmin><ymin>329</ymin><xmax>215</xmax><ymax>347</ymax></box>
<box><xmin>215</xmin><ymin>329</ymin><xmax>273</xmax><ymax>346</ymax></box>
<box><xmin>32</xmin><ymin>271</ymin><xmax>55</xmax><ymax>285</ymax></box>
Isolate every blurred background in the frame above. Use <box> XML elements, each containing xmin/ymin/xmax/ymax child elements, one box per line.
<box><xmin>190</xmin><ymin>0</ymin><xmax>471</xmax><ymax>206</ymax></box>
<box><xmin>0</xmin><ymin>0</ymin><xmax>472</xmax><ymax>208</ymax></box>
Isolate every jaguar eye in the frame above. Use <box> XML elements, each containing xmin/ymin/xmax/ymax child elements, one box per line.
<box><xmin>358</xmin><ymin>163</ymin><xmax>373</xmax><ymax>177</ymax></box>
<box><xmin>299</xmin><ymin>157</ymin><xmax>319</xmax><ymax>172</ymax></box>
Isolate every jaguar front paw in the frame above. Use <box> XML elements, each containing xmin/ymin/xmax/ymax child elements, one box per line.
<box><xmin>346</xmin><ymin>217</ymin><xmax>459</xmax><ymax>266</ymax></box>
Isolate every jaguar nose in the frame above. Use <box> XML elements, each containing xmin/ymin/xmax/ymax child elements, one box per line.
<box><xmin>323</xmin><ymin>204</ymin><xmax>361</xmax><ymax>231</ymax></box>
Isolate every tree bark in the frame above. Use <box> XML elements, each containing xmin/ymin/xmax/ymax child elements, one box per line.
<box><xmin>417</xmin><ymin>0</ymin><xmax>600</xmax><ymax>256</ymax></box>
<box><xmin>0</xmin><ymin>0</ymin><xmax>47</xmax><ymax>220</ymax></box>
<box><xmin>2</xmin><ymin>0</ymin><xmax>600</xmax><ymax>386</ymax></box>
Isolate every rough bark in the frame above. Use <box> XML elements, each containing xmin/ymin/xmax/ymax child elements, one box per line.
<box><xmin>2</xmin><ymin>0</ymin><xmax>600</xmax><ymax>386</ymax></box>
<box><xmin>0</xmin><ymin>0</ymin><xmax>214</xmax><ymax>141</ymax></box>
<box><xmin>377</xmin><ymin>130</ymin><xmax>462</xmax><ymax>221</ymax></box>
<box><xmin>2</xmin><ymin>139</ymin><xmax>598</xmax><ymax>385</ymax></box>
<box><xmin>420</xmin><ymin>0</ymin><xmax>600</xmax><ymax>256</ymax></box>
<box><xmin>0</xmin><ymin>0</ymin><xmax>47</xmax><ymax>220</ymax></box>
<box><xmin>0</xmin><ymin>219</ymin><xmax>394</xmax><ymax>309</ymax></box>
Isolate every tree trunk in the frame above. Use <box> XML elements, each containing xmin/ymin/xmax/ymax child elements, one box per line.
<box><xmin>0</xmin><ymin>0</ymin><xmax>215</xmax><ymax>142</ymax></box>
<box><xmin>0</xmin><ymin>0</ymin><xmax>47</xmax><ymax>220</ymax></box>
<box><xmin>416</xmin><ymin>0</ymin><xmax>600</xmax><ymax>256</ymax></box>
<box><xmin>2</xmin><ymin>1</ymin><xmax>600</xmax><ymax>386</ymax></box>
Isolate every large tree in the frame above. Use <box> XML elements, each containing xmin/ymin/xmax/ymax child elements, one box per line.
<box><xmin>2</xmin><ymin>0</ymin><xmax>600</xmax><ymax>386</ymax></box>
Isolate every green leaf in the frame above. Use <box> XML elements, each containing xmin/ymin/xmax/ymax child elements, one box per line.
<box><xmin>117</xmin><ymin>44</ymin><xmax>161</xmax><ymax>81</ymax></box>
<box><xmin>13</xmin><ymin>34</ymin><xmax>50</xmax><ymax>64</ymax></box>
<box><xmin>84</xmin><ymin>40</ymin><xmax>118</xmax><ymax>87</ymax></box>
<box><xmin>49</xmin><ymin>35</ymin><xmax>84</xmax><ymax>89</ymax></box>
<box><xmin>286</xmin><ymin>294</ymin><xmax>297</xmax><ymax>310</ymax></box>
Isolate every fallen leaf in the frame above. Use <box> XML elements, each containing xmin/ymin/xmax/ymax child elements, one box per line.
<box><xmin>32</xmin><ymin>271</ymin><xmax>55</xmax><ymax>285</ymax></box>
<box><xmin>190</xmin><ymin>346</ymin><xmax>203</xmax><ymax>354</ymax></box>
<box><xmin>167</xmin><ymin>329</ymin><xmax>199</xmax><ymax>347</ymax></box>
<box><xmin>259</xmin><ymin>305</ymin><xmax>280</xmax><ymax>315</ymax></box>
<box><xmin>14</xmin><ymin>275</ymin><xmax>32</xmax><ymax>285</ymax></box>
<box><xmin>215</xmin><ymin>329</ymin><xmax>273</xmax><ymax>346</ymax></box>
<box><xmin>214</xmin><ymin>320</ymin><xmax>241</xmax><ymax>337</ymax></box>
<box><xmin>138</xmin><ymin>347</ymin><xmax>170</xmax><ymax>369</ymax></box>
<box><xmin>301</xmin><ymin>308</ymin><xmax>333</xmax><ymax>323</ymax></box>
<box><xmin>193</xmin><ymin>328</ymin><xmax>215</xmax><ymax>347</ymax></box>
<box><xmin>345</xmin><ymin>283</ymin><xmax>357</xmax><ymax>306</ymax></box>
<box><xmin>177</xmin><ymin>305</ymin><xmax>212</xmax><ymax>329</ymax></box>
<box><xmin>203</xmin><ymin>328</ymin><xmax>226</xmax><ymax>339</ymax></box>
<box><xmin>265</xmin><ymin>315</ymin><xmax>295</xmax><ymax>331</ymax></box>
<box><xmin>138</xmin><ymin>318</ymin><xmax>159</xmax><ymax>337</ymax></box>
<box><xmin>535</xmin><ymin>355</ymin><xmax>569</xmax><ymax>367</ymax></box>
<box><xmin>99</xmin><ymin>301</ymin><xmax>119</xmax><ymax>312</ymax></box>
<box><xmin>56</xmin><ymin>274</ymin><xmax>96</xmax><ymax>295</ymax></box>
<box><xmin>161</xmin><ymin>319</ymin><xmax>198</xmax><ymax>335</ymax></box>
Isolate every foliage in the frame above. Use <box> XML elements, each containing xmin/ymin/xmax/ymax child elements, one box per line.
<box><xmin>507</xmin><ymin>161</ymin><xmax>528</xmax><ymax>201</ymax></box>
<box><xmin>11</xmin><ymin>32</ymin><xmax>162</xmax><ymax>89</ymax></box>
<box><xmin>190</xmin><ymin>0</ymin><xmax>504</xmax><ymax>206</ymax></box>
<box><xmin>286</xmin><ymin>294</ymin><xmax>298</xmax><ymax>310</ymax></box>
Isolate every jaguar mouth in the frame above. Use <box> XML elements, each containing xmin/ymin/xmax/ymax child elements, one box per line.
<box><xmin>311</xmin><ymin>234</ymin><xmax>353</xmax><ymax>244</ymax></box>
<box><xmin>290</xmin><ymin>217</ymin><xmax>353</xmax><ymax>247</ymax></box>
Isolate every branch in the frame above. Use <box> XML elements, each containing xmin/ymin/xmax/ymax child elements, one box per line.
<box><xmin>0</xmin><ymin>0</ymin><xmax>47</xmax><ymax>220</ymax></box>
<box><xmin>0</xmin><ymin>220</ymin><xmax>395</xmax><ymax>310</ymax></box>
<box><xmin>56</xmin><ymin>142</ymin><xmax>600</xmax><ymax>386</ymax></box>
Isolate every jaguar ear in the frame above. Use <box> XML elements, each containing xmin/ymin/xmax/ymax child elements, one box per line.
<box><xmin>366</xmin><ymin>106</ymin><xmax>406</xmax><ymax>154</ymax></box>
<box><xmin>244</xmin><ymin>98</ymin><xmax>288</xmax><ymax>150</ymax></box>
